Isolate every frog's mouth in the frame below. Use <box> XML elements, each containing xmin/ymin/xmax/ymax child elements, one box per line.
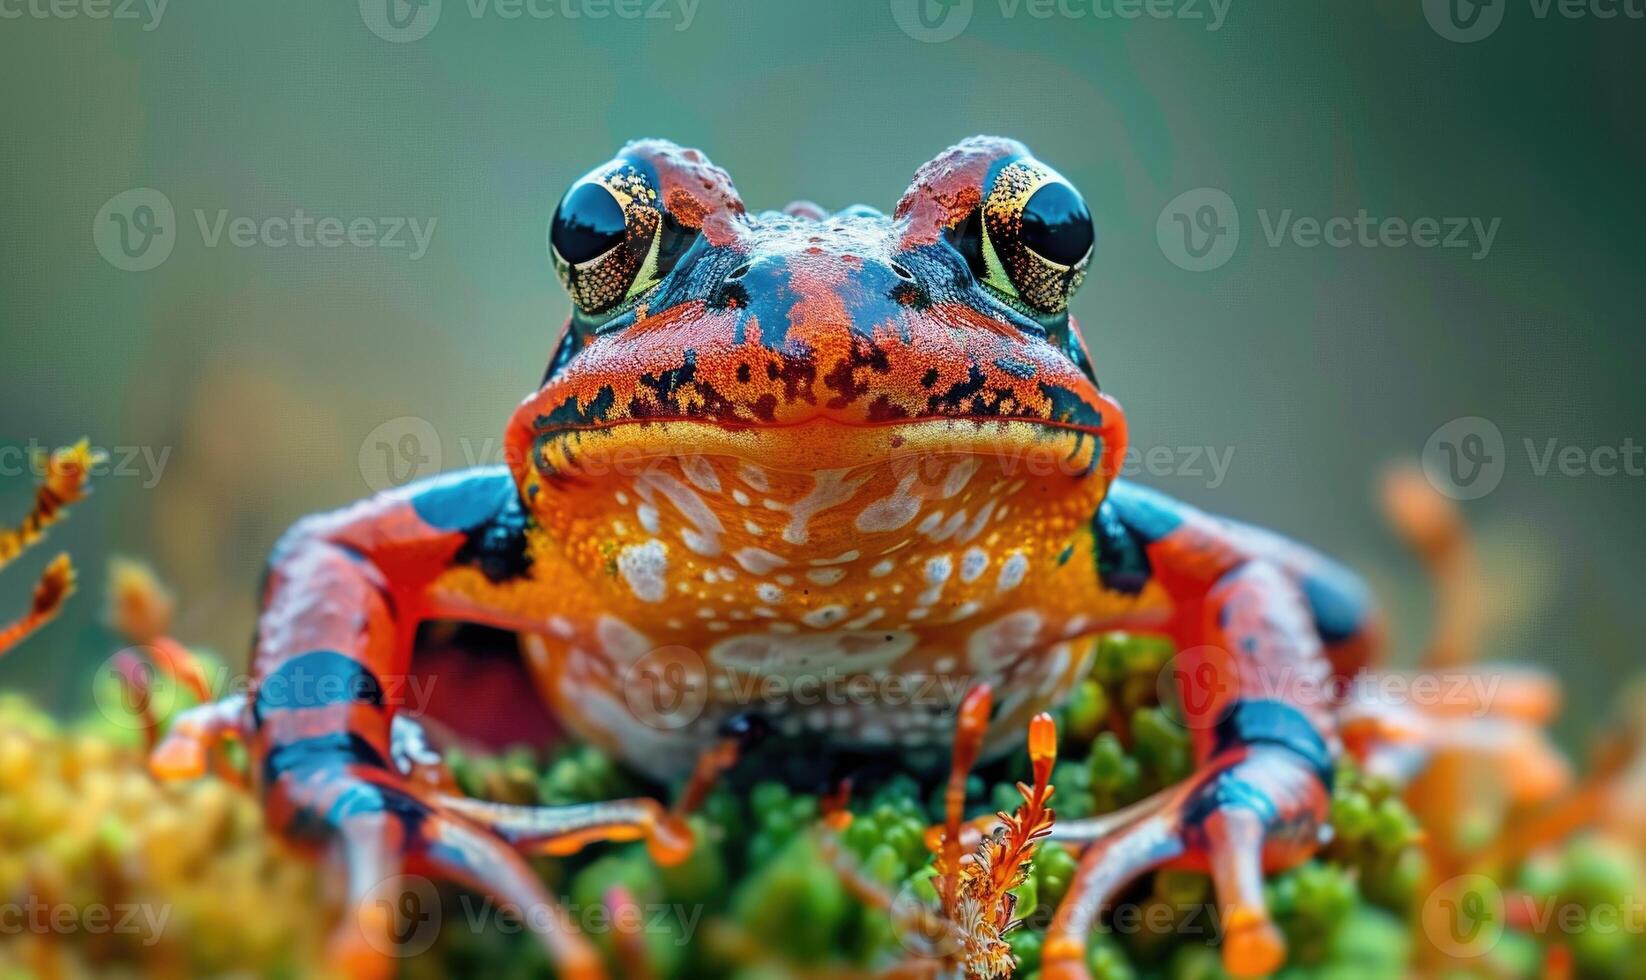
<box><xmin>519</xmin><ymin>414</ymin><xmax>1125</xmax><ymax>486</ymax></box>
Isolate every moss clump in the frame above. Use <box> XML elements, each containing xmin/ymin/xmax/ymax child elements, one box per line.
<box><xmin>0</xmin><ymin>693</ymin><xmax>326</xmax><ymax>978</ymax></box>
<box><xmin>428</xmin><ymin>634</ymin><xmax>1432</xmax><ymax>978</ymax></box>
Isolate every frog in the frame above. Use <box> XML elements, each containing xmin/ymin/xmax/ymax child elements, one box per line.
<box><xmin>153</xmin><ymin>138</ymin><xmax>1385</xmax><ymax>980</ymax></box>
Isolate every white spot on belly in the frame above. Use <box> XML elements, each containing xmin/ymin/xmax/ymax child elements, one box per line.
<box><xmin>732</xmin><ymin>489</ymin><xmax>751</xmax><ymax>506</ymax></box>
<box><xmin>968</xmin><ymin>610</ymin><xmax>1043</xmax><ymax>673</ymax></box>
<box><xmin>596</xmin><ymin>616</ymin><xmax>652</xmax><ymax>665</ymax></box>
<box><xmin>708</xmin><ymin>629</ymin><xmax>915</xmax><ymax>678</ymax></box>
<box><xmin>918</xmin><ymin>510</ymin><xmax>966</xmax><ymax>542</ymax></box>
<box><xmin>843</xmin><ymin>608</ymin><xmax>884</xmax><ymax>629</ymax></box>
<box><xmin>776</xmin><ymin>468</ymin><xmax>868</xmax><ymax>545</ymax></box>
<box><xmin>637</xmin><ymin>503</ymin><xmax>660</xmax><ymax>534</ymax></box>
<box><xmin>960</xmin><ymin>547</ymin><xmax>989</xmax><ymax>583</ymax></box>
<box><xmin>738</xmin><ymin>462</ymin><xmax>771</xmax><ymax>492</ymax></box>
<box><xmin>1039</xmin><ymin>642</ymin><xmax>1073</xmax><ymax>695</ymax></box>
<box><xmin>637</xmin><ymin>470</ymin><xmax>724</xmax><ymax>557</ymax></box>
<box><xmin>743</xmin><ymin>518</ymin><xmax>764</xmax><ymax>535</ymax></box>
<box><xmin>616</xmin><ymin>540</ymin><xmax>668</xmax><ymax>602</ymax></box>
<box><xmin>756</xmin><ymin>582</ymin><xmax>785</xmax><ymax>604</ymax></box>
<box><xmin>870</xmin><ymin>559</ymin><xmax>894</xmax><ymax>577</ymax></box>
<box><xmin>918</xmin><ymin>555</ymin><xmax>953</xmax><ymax>606</ymax></box>
<box><xmin>855</xmin><ymin>472</ymin><xmax>921</xmax><ymax>533</ymax></box>
<box><xmin>679</xmin><ymin>455</ymin><xmax>721</xmax><ymax>493</ymax></box>
<box><xmin>802</xmin><ymin>604</ymin><xmax>849</xmax><ymax>628</ymax></box>
<box><xmin>942</xmin><ymin>458</ymin><xmax>982</xmax><ymax>498</ymax></box>
<box><xmin>998</xmin><ymin>552</ymin><xmax>1029</xmax><ymax>591</ymax></box>
<box><xmin>810</xmin><ymin>550</ymin><xmax>859</xmax><ymax>566</ymax></box>
<box><xmin>735</xmin><ymin>547</ymin><xmax>787</xmax><ymax>575</ymax></box>
<box><xmin>960</xmin><ymin>499</ymin><xmax>997</xmax><ymax>542</ymax></box>
<box><xmin>806</xmin><ymin>567</ymin><xmax>847</xmax><ymax>586</ymax></box>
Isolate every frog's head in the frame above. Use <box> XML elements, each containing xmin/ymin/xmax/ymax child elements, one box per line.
<box><xmin>508</xmin><ymin>139</ymin><xmax>1127</xmax><ymax>635</ymax></box>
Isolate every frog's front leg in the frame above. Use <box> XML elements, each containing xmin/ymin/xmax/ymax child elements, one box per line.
<box><xmin>155</xmin><ymin>469</ymin><xmax>688</xmax><ymax>980</ymax></box>
<box><xmin>1044</xmin><ymin>481</ymin><xmax>1379</xmax><ymax>980</ymax></box>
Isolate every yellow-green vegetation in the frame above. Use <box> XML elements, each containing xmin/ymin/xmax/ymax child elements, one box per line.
<box><xmin>0</xmin><ymin>632</ymin><xmax>1640</xmax><ymax>978</ymax></box>
<box><xmin>0</xmin><ymin>693</ymin><xmax>326</xmax><ymax>978</ymax></box>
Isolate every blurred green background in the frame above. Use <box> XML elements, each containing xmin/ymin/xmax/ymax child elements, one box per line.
<box><xmin>1</xmin><ymin>0</ymin><xmax>1641</xmax><ymax>744</ymax></box>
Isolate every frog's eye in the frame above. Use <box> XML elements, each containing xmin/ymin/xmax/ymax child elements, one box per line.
<box><xmin>551</xmin><ymin>160</ymin><xmax>688</xmax><ymax>317</ymax></box>
<box><xmin>965</xmin><ymin>159</ymin><xmax>1094</xmax><ymax>315</ymax></box>
<box><xmin>551</xmin><ymin>182</ymin><xmax>628</xmax><ymax>267</ymax></box>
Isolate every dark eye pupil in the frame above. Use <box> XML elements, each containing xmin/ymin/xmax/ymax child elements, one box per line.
<box><xmin>1020</xmin><ymin>182</ymin><xmax>1093</xmax><ymax>267</ymax></box>
<box><xmin>551</xmin><ymin>183</ymin><xmax>627</xmax><ymax>265</ymax></box>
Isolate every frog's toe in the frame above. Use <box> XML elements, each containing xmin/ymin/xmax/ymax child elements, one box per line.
<box><xmin>268</xmin><ymin>762</ymin><xmax>607</xmax><ymax>980</ymax></box>
<box><xmin>1045</xmin><ymin>747</ymin><xmax>1329</xmax><ymax>980</ymax></box>
<box><xmin>437</xmin><ymin>793</ymin><xmax>696</xmax><ymax>867</ymax></box>
<box><xmin>1042</xmin><ymin>801</ymin><xmax>1185</xmax><ymax>980</ymax></box>
<box><xmin>149</xmin><ymin>694</ymin><xmax>248</xmax><ymax>782</ymax></box>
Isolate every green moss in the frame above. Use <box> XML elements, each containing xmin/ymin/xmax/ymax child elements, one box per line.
<box><xmin>419</xmin><ymin>633</ymin><xmax>1450</xmax><ymax>977</ymax></box>
<box><xmin>19</xmin><ymin>631</ymin><xmax>1641</xmax><ymax>979</ymax></box>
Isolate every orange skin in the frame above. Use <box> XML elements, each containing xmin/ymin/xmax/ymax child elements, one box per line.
<box><xmin>155</xmin><ymin>138</ymin><xmax>1381</xmax><ymax>979</ymax></box>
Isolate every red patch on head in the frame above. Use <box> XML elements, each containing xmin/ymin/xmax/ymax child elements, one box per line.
<box><xmin>895</xmin><ymin>136</ymin><xmax>1028</xmax><ymax>248</ymax></box>
<box><xmin>623</xmin><ymin>138</ymin><xmax>747</xmax><ymax>246</ymax></box>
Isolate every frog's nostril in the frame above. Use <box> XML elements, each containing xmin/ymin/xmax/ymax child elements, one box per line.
<box><xmin>725</xmin><ymin>262</ymin><xmax>751</xmax><ymax>282</ymax></box>
<box><xmin>889</xmin><ymin>261</ymin><xmax>916</xmax><ymax>282</ymax></box>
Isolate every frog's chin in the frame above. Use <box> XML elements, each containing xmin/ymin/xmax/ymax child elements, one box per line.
<box><xmin>524</xmin><ymin>415</ymin><xmax>1121</xmax><ymax>484</ymax></box>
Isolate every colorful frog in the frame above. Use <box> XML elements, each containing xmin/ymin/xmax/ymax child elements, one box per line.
<box><xmin>155</xmin><ymin>138</ymin><xmax>1384</xmax><ymax>979</ymax></box>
